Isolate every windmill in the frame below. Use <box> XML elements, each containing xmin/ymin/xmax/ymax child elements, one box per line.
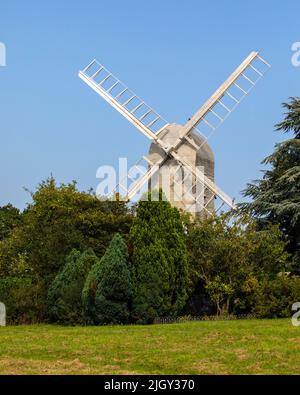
<box><xmin>78</xmin><ymin>51</ymin><xmax>270</xmax><ymax>216</ymax></box>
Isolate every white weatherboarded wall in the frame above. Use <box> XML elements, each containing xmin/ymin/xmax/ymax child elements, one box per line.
<box><xmin>0</xmin><ymin>302</ymin><xmax>6</xmax><ymax>326</ymax></box>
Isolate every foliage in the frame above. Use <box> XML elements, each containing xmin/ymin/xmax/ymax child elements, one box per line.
<box><xmin>240</xmin><ymin>97</ymin><xmax>300</xmax><ymax>272</ymax></box>
<box><xmin>0</xmin><ymin>152</ymin><xmax>297</xmax><ymax>324</ymax></box>
<box><xmin>0</xmin><ymin>276</ymin><xmax>43</xmax><ymax>324</ymax></box>
<box><xmin>187</xmin><ymin>213</ymin><xmax>290</xmax><ymax>315</ymax></box>
<box><xmin>129</xmin><ymin>190</ymin><xmax>189</xmax><ymax>323</ymax></box>
<box><xmin>0</xmin><ymin>177</ymin><xmax>132</xmax><ymax>320</ymax></box>
<box><xmin>47</xmin><ymin>249</ymin><xmax>98</xmax><ymax>324</ymax></box>
<box><xmin>82</xmin><ymin>234</ymin><xmax>132</xmax><ymax>324</ymax></box>
<box><xmin>82</xmin><ymin>256</ymin><xmax>102</xmax><ymax>324</ymax></box>
<box><xmin>205</xmin><ymin>277</ymin><xmax>234</xmax><ymax>316</ymax></box>
<box><xmin>252</xmin><ymin>275</ymin><xmax>300</xmax><ymax>318</ymax></box>
<box><xmin>0</xmin><ymin>204</ymin><xmax>22</xmax><ymax>241</ymax></box>
<box><xmin>276</xmin><ymin>97</ymin><xmax>300</xmax><ymax>138</ymax></box>
<box><xmin>0</xmin><ymin>177</ymin><xmax>132</xmax><ymax>279</ymax></box>
<box><xmin>95</xmin><ymin>234</ymin><xmax>132</xmax><ymax>324</ymax></box>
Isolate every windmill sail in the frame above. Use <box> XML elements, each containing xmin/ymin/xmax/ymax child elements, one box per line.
<box><xmin>78</xmin><ymin>60</ymin><xmax>169</xmax><ymax>141</ymax></box>
<box><xmin>178</xmin><ymin>52</ymin><xmax>271</xmax><ymax>147</ymax></box>
<box><xmin>79</xmin><ymin>52</ymin><xmax>270</xmax><ymax>215</ymax></box>
<box><xmin>114</xmin><ymin>150</ymin><xmax>236</xmax><ymax>210</ymax></box>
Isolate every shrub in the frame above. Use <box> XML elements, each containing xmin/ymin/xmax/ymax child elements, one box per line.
<box><xmin>47</xmin><ymin>248</ymin><xmax>98</xmax><ymax>324</ymax></box>
<box><xmin>0</xmin><ymin>276</ymin><xmax>43</xmax><ymax>324</ymax></box>
<box><xmin>82</xmin><ymin>234</ymin><xmax>132</xmax><ymax>324</ymax></box>
<box><xmin>252</xmin><ymin>275</ymin><xmax>300</xmax><ymax>318</ymax></box>
<box><xmin>0</xmin><ymin>177</ymin><xmax>132</xmax><ymax>283</ymax></box>
<box><xmin>186</xmin><ymin>214</ymin><xmax>290</xmax><ymax>316</ymax></box>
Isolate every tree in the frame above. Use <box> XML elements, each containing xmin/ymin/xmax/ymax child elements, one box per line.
<box><xmin>95</xmin><ymin>234</ymin><xmax>132</xmax><ymax>324</ymax></box>
<box><xmin>252</xmin><ymin>275</ymin><xmax>300</xmax><ymax>318</ymax></box>
<box><xmin>0</xmin><ymin>276</ymin><xmax>42</xmax><ymax>324</ymax></box>
<box><xmin>47</xmin><ymin>248</ymin><xmax>98</xmax><ymax>324</ymax></box>
<box><xmin>0</xmin><ymin>204</ymin><xmax>22</xmax><ymax>241</ymax></box>
<box><xmin>129</xmin><ymin>190</ymin><xmax>189</xmax><ymax>323</ymax></box>
<box><xmin>0</xmin><ymin>177</ymin><xmax>132</xmax><ymax>320</ymax></box>
<box><xmin>240</xmin><ymin>98</ymin><xmax>300</xmax><ymax>272</ymax></box>
<box><xmin>24</xmin><ymin>177</ymin><xmax>132</xmax><ymax>278</ymax></box>
<box><xmin>186</xmin><ymin>214</ymin><xmax>290</xmax><ymax>316</ymax></box>
<box><xmin>82</xmin><ymin>234</ymin><xmax>132</xmax><ymax>324</ymax></box>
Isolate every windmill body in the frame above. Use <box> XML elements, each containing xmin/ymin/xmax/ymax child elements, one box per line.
<box><xmin>148</xmin><ymin>123</ymin><xmax>215</xmax><ymax>217</ymax></box>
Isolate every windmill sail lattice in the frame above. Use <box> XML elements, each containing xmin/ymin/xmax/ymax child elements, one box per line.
<box><xmin>179</xmin><ymin>52</ymin><xmax>271</xmax><ymax>147</ymax></box>
<box><xmin>78</xmin><ymin>60</ymin><xmax>169</xmax><ymax>140</ymax></box>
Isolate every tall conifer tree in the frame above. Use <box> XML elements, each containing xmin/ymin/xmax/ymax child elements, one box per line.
<box><xmin>129</xmin><ymin>190</ymin><xmax>188</xmax><ymax>323</ymax></box>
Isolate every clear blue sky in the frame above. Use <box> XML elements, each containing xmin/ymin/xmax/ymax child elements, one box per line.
<box><xmin>0</xmin><ymin>0</ymin><xmax>299</xmax><ymax>209</ymax></box>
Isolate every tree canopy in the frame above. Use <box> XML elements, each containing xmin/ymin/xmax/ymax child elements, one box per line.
<box><xmin>240</xmin><ymin>97</ymin><xmax>300</xmax><ymax>272</ymax></box>
<box><xmin>186</xmin><ymin>214</ymin><xmax>290</xmax><ymax>315</ymax></box>
<box><xmin>0</xmin><ymin>204</ymin><xmax>22</xmax><ymax>241</ymax></box>
<box><xmin>0</xmin><ymin>177</ymin><xmax>132</xmax><ymax>279</ymax></box>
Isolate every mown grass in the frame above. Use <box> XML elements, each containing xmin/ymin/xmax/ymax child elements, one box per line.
<box><xmin>0</xmin><ymin>319</ymin><xmax>299</xmax><ymax>374</ymax></box>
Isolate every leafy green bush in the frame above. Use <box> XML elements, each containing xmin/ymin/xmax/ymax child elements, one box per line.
<box><xmin>47</xmin><ymin>248</ymin><xmax>98</xmax><ymax>324</ymax></box>
<box><xmin>82</xmin><ymin>234</ymin><xmax>132</xmax><ymax>324</ymax></box>
<box><xmin>252</xmin><ymin>275</ymin><xmax>300</xmax><ymax>318</ymax></box>
<box><xmin>0</xmin><ymin>276</ymin><xmax>43</xmax><ymax>324</ymax></box>
<box><xmin>0</xmin><ymin>177</ymin><xmax>132</xmax><ymax>282</ymax></box>
<box><xmin>187</xmin><ymin>214</ymin><xmax>290</xmax><ymax>316</ymax></box>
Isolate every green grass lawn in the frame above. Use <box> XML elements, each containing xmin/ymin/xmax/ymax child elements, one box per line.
<box><xmin>0</xmin><ymin>319</ymin><xmax>299</xmax><ymax>374</ymax></box>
